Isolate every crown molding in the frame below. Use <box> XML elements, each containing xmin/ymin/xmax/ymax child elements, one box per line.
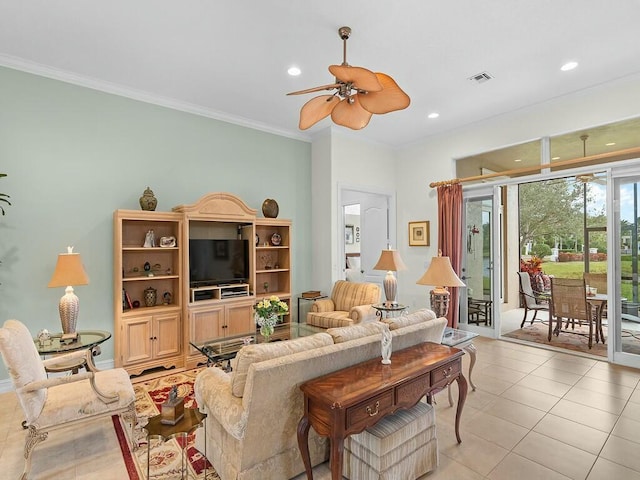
<box><xmin>0</xmin><ymin>54</ymin><xmax>312</xmax><ymax>144</ymax></box>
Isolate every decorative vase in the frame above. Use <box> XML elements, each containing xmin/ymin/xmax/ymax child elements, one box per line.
<box><xmin>139</xmin><ymin>187</ymin><xmax>158</xmax><ymax>211</ymax></box>
<box><xmin>144</xmin><ymin>286</ymin><xmax>157</xmax><ymax>307</ymax></box>
<box><xmin>260</xmin><ymin>324</ymin><xmax>274</xmax><ymax>342</ymax></box>
<box><xmin>262</xmin><ymin>198</ymin><xmax>279</xmax><ymax>218</ymax></box>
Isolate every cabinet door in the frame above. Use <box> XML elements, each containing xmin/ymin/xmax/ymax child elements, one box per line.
<box><xmin>153</xmin><ymin>312</ymin><xmax>181</xmax><ymax>358</ymax></box>
<box><xmin>122</xmin><ymin>316</ymin><xmax>153</xmax><ymax>365</ymax></box>
<box><xmin>189</xmin><ymin>307</ymin><xmax>224</xmax><ymax>353</ymax></box>
<box><xmin>226</xmin><ymin>302</ymin><xmax>255</xmax><ymax>336</ymax></box>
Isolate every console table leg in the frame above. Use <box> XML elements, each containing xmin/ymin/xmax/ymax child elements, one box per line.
<box><xmin>330</xmin><ymin>436</ymin><xmax>344</xmax><ymax>480</ymax></box>
<box><xmin>297</xmin><ymin>416</ymin><xmax>313</xmax><ymax>479</ymax></box>
<box><xmin>455</xmin><ymin>373</ymin><xmax>468</xmax><ymax>444</ymax></box>
<box><xmin>465</xmin><ymin>343</ymin><xmax>477</xmax><ymax>391</ymax></box>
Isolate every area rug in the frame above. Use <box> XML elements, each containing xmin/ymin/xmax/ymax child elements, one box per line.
<box><xmin>113</xmin><ymin>368</ymin><xmax>221</xmax><ymax>480</ymax></box>
<box><xmin>503</xmin><ymin>321</ymin><xmax>608</xmax><ymax>357</ymax></box>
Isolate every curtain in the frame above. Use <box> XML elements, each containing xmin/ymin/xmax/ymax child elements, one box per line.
<box><xmin>437</xmin><ymin>183</ymin><xmax>463</xmax><ymax>327</ymax></box>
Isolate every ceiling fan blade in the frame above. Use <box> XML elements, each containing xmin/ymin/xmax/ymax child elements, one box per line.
<box><xmin>298</xmin><ymin>95</ymin><xmax>340</xmax><ymax>130</ymax></box>
<box><xmin>287</xmin><ymin>83</ymin><xmax>340</xmax><ymax>96</ymax></box>
<box><xmin>358</xmin><ymin>73</ymin><xmax>411</xmax><ymax>114</ymax></box>
<box><xmin>329</xmin><ymin>65</ymin><xmax>383</xmax><ymax>92</ymax></box>
<box><xmin>330</xmin><ymin>96</ymin><xmax>373</xmax><ymax>130</ymax></box>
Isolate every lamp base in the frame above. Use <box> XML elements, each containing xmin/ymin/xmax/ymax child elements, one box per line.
<box><xmin>429</xmin><ymin>289</ymin><xmax>450</xmax><ymax>318</ymax></box>
<box><xmin>383</xmin><ymin>271</ymin><xmax>397</xmax><ymax>305</ymax></box>
<box><xmin>59</xmin><ymin>286</ymin><xmax>80</xmax><ymax>335</ymax></box>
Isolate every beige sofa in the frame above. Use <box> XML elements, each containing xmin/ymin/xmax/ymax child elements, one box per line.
<box><xmin>306</xmin><ymin>280</ymin><xmax>381</xmax><ymax>329</ymax></box>
<box><xmin>194</xmin><ymin>308</ymin><xmax>446</xmax><ymax>480</ymax></box>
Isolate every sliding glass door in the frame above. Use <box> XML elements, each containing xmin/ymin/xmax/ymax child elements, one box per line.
<box><xmin>611</xmin><ymin>170</ymin><xmax>640</xmax><ymax>367</ymax></box>
<box><xmin>460</xmin><ymin>186</ymin><xmax>502</xmax><ymax>337</ymax></box>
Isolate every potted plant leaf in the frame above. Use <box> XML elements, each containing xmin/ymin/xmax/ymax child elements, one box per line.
<box><xmin>0</xmin><ymin>173</ymin><xmax>10</xmax><ymax>215</ymax></box>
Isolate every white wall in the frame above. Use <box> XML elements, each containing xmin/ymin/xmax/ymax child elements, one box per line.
<box><xmin>311</xmin><ymin>128</ymin><xmax>396</xmax><ymax>295</ymax></box>
<box><xmin>396</xmin><ymin>72</ymin><xmax>640</xmax><ymax>311</ymax></box>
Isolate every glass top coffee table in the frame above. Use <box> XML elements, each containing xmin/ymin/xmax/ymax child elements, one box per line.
<box><xmin>441</xmin><ymin>327</ymin><xmax>479</xmax><ymax>405</ymax></box>
<box><xmin>191</xmin><ymin>322</ymin><xmax>324</xmax><ymax>368</ymax></box>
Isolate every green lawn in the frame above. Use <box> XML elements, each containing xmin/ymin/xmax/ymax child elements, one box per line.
<box><xmin>541</xmin><ymin>260</ymin><xmax>638</xmax><ymax>300</ymax></box>
<box><xmin>542</xmin><ymin>261</ymin><xmax>607</xmax><ymax>278</ymax></box>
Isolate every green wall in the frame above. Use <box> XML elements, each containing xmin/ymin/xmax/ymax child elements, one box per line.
<box><xmin>0</xmin><ymin>66</ymin><xmax>312</xmax><ymax>382</ymax></box>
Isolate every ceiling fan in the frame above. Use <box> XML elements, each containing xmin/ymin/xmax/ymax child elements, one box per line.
<box><xmin>574</xmin><ymin>135</ymin><xmax>606</xmax><ymax>185</ymax></box>
<box><xmin>287</xmin><ymin>26</ymin><xmax>410</xmax><ymax>131</ymax></box>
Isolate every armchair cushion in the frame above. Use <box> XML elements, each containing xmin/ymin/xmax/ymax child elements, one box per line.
<box><xmin>231</xmin><ymin>332</ymin><xmax>333</xmax><ymax>397</ymax></box>
<box><xmin>38</xmin><ymin>367</ymin><xmax>134</xmax><ymax>428</ymax></box>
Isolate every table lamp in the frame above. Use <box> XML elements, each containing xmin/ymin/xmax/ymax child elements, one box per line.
<box><xmin>373</xmin><ymin>247</ymin><xmax>407</xmax><ymax>306</ymax></box>
<box><xmin>416</xmin><ymin>251</ymin><xmax>465</xmax><ymax>317</ymax></box>
<box><xmin>48</xmin><ymin>246</ymin><xmax>89</xmax><ymax>339</ymax></box>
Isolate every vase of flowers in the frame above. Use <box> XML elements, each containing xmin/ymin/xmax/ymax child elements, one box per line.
<box><xmin>255</xmin><ymin>295</ymin><xmax>289</xmax><ymax>342</ymax></box>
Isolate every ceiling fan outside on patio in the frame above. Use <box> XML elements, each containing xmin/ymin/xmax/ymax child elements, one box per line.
<box><xmin>574</xmin><ymin>135</ymin><xmax>606</xmax><ymax>185</ymax></box>
<box><xmin>287</xmin><ymin>26</ymin><xmax>410</xmax><ymax>130</ymax></box>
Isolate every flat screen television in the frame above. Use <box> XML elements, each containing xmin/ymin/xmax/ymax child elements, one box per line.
<box><xmin>189</xmin><ymin>239</ymin><xmax>249</xmax><ymax>287</ymax></box>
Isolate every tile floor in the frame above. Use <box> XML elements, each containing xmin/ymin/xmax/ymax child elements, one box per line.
<box><xmin>2</xmin><ymin>335</ymin><xmax>640</xmax><ymax>479</ymax></box>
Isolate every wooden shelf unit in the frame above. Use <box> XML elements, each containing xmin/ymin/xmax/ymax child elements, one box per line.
<box><xmin>114</xmin><ymin>210</ymin><xmax>184</xmax><ymax>375</ymax></box>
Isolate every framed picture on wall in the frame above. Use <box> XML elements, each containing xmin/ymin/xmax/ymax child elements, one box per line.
<box><xmin>345</xmin><ymin>225</ymin><xmax>355</xmax><ymax>244</ymax></box>
<box><xmin>409</xmin><ymin>221</ymin><xmax>430</xmax><ymax>246</ymax></box>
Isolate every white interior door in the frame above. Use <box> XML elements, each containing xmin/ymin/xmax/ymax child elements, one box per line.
<box><xmin>340</xmin><ymin>188</ymin><xmax>394</xmax><ymax>293</ymax></box>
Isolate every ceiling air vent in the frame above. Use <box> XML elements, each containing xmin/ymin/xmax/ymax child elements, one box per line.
<box><xmin>468</xmin><ymin>72</ymin><xmax>493</xmax><ymax>84</ymax></box>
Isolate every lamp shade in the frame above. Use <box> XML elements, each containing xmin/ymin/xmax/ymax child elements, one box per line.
<box><xmin>48</xmin><ymin>250</ymin><xmax>90</xmax><ymax>287</ymax></box>
<box><xmin>416</xmin><ymin>255</ymin><xmax>464</xmax><ymax>288</ymax></box>
<box><xmin>373</xmin><ymin>249</ymin><xmax>407</xmax><ymax>272</ymax></box>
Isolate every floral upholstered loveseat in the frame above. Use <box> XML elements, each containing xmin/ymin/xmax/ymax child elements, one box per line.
<box><xmin>194</xmin><ymin>308</ymin><xmax>446</xmax><ymax>480</ymax></box>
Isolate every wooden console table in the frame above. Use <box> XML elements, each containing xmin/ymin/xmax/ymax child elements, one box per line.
<box><xmin>297</xmin><ymin>342</ymin><xmax>467</xmax><ymax>480</ymax></box>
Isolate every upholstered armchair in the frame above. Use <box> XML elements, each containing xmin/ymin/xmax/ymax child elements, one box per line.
<box><xmin>306</xmin><ymin>280</ymin><xmax>381</xmax><ymax>328</ymax></box>
<box><xmin>0</xmin><ymin>320</ymin><xmax>136</xmax><ymax>480</ymax></box>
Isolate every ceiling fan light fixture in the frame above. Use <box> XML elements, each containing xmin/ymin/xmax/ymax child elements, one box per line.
<box><xmin>287</xmin><ymin>66</ymin><xmax>301</xmax><ymax>76</ymax></box>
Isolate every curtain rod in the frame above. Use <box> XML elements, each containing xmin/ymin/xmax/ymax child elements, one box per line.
<box><xmin>429</xmin><ymin>146</ymin><xmax>640</xmax><ymax>188</ymax></box>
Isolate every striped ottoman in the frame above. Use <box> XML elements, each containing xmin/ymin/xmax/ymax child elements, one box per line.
<box><xmin>343</xmin><ymin>401</ymin><xmax>438</xmax><ymax>480</ymax></box>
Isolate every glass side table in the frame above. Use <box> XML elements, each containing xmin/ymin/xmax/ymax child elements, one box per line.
<box><xmin>441</xmin><ymin>327</ymin><xmax>479</xmax><ymax>406</ymax></box>
<box><xmin>35</xmin><ymin>330</ymin><xmax>111</xmax><ymax>374</ymax></box>
<box><xmin>144</xmin><ymin>407</ymin><xmax>207</xmax><ymax>480</ymax></box>
<box><xmin>297</xmin><ymin>294</ymin><xmax>328</xmax><ymax>322</ymax></box>
<box><xmin>372</xmin><ymin>303</ymin><xmax>408</xmax><ymax>319</ymax></box>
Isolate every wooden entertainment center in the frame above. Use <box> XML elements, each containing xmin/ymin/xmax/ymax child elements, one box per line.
<box><xmin>113</xmin><ymin>192</ymin><xmax>292</xmax><ymax>375</ymax></box>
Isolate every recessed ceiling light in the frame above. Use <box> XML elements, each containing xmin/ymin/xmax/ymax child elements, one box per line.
<box><xmin>287</xmin><ymin>66</ymin><xmax>301</xmax><ymax>76</ymax></box>
<box><xmin>552</xmin><ymin>156</ymin><xmax>561</xmax><ymax>160</ymax></box>
<box><xmin>514</xmin><ymin>159</ymin><xmax>522</xmax><ymax>162</ymax></box>
<box><xmin>560</xmin><ymin>61</ymin><xmax>578</xmax><ymax>72</ymax></box>
<box><xmin>605</xmin><ymin>142</ymin><xmax>616</xmax><ymax>146</ymax></box>
<box><xmin>427</xmin><ymin>112</ymin><xmax>439</xmax><ymax>119</ymax></box>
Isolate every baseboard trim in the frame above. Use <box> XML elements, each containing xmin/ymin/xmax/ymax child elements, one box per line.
<box><xmin>0</xmin><ymin>358</ymin><xmax>115</xmax><ymax>394</ymax></box>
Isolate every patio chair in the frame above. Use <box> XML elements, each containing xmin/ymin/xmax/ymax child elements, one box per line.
<box><xmin>0</xmin><ymin>319</ymin><xmax>136</xmax><ymax>480</ymax></box>
<box><xmin>517</xmin><ymin>272</ymin><xmax>549</xmax><ymax>327</ymax></box>
<box><xmin>549</xmin><ymin>277</ymin><xmax>596</xmax><ymax>348</ymax></box>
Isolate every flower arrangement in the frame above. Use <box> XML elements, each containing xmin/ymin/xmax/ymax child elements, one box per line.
<box><xmin>254</xmin><ymin>295</ymin><xmax>289</xmax><ymax>340</ymax></box>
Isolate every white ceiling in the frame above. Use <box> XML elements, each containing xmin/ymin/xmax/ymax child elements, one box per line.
<box><xmin>2</xmin><ymin>1</ymin><xmax>640</xmax><ymax>149</ymax></box>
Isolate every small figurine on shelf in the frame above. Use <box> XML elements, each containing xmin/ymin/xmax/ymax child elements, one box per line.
<box><xmin>263</xmin><ymin>282</ymin><xmax>269</xmax><ymax>293</ymax></box>
<box><xmin>163</xmin><ymin>291</ymin><xmax>172</xmax><ymax>305</ymax></box>
<box><xmin>143</xmin><ymin>229</ymin><xmax>156</xmax><ymax>248</ymax></box>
